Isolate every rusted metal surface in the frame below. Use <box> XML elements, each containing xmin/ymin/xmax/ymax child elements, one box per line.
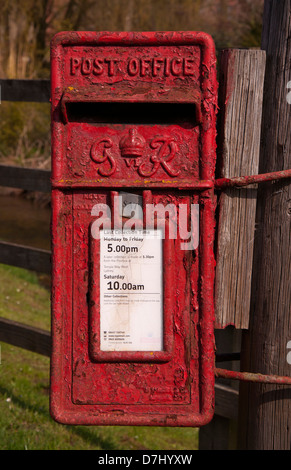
<box><xmin>50</xmin><ymin>31</ymin><xmax>217</xmax><ymax>427</ymax></box>
<box><xmin>215</xmin><ymin>168</ymin><xmax>291</xmax><ymax>189</ymax></box>
<box><xmin>215</xmin><ymin>368</ymin><xmax>291</xmax><ymax>385</ymax></box>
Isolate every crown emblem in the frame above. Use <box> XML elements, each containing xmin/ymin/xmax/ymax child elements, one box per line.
<box><xmin>119</xmin><ymin>128</ymin><xmax>146</xmax><ymax>158</ymax></box>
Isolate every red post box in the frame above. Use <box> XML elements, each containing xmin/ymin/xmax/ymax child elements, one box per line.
<box><xmin>50</xmin><ymin>31</ymin><xmax>217</xmax><ymax>426</ymax></box>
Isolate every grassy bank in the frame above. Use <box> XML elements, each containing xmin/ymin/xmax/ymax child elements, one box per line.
<box><xmin>0</xmin><ymin>264</ymin><xmax>199</xmax><ymax>450</ymax></box>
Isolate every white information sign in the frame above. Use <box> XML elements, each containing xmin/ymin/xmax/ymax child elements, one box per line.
<box><xmin>100</xmin><ymin>229</ymin><xmax>163</xmax><ymax>352</ymax></box>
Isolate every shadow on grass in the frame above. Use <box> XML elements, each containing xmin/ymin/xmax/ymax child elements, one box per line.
<box><xmin>0</xmin><ymin>384</ymin><xmax>118</xmax><ymax>450</ymax></box>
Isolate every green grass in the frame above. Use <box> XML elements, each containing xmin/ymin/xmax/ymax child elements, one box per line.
<box><xmin>0</xmin><ymin>264</ymin><xmax>51</xmax><ymax>330</ymax></box>
<box><xmin>0</xmin><ymin>264</ymin><xmax>199</xmax><ymax>450</ymax></box>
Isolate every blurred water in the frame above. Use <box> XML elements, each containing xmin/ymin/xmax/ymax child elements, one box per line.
<box><xmin>0</xmin><ymin>194</ymin><xmax>51</xmax><ymax>251</ymax></box>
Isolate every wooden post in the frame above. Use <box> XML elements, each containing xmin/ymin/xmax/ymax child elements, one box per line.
<box><xmin>199</xmin><ymin>48</ymin><xmax>266</xmax><ymax>449</ymax></box>
<box><xmin>238</xmin><ymin>0</ymin><xmax>291</xmax><ymax>449</ymax></box>
<box><xmin>199</xmin><ymin>328</ymin><xmax>240</xmax><ymax>450</ymax></box>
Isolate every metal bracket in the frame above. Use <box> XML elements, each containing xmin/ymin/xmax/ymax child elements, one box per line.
<box><xmin>215</xmin><ymin>168</ymin><xmax>291</xmax><ymax>189</ymax></box>
<box><xmin>215</xmin><ymin>354</ymin><xmax>291</xmax><ymax>385</ymax></box>
<box><xmin>214</xmin><ymin>168</ymin><xmax>291</xmax><ymax>384</ymax></box>
<box><xmin>215</xmin><ymin>367</ymin><xmax>291</xmax><ymax>385</ymax></box>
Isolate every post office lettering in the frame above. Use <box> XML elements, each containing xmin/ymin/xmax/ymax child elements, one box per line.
<box><xmin>70</xmin><ymin>56</ymin><xmax>195</xmax><ymax>78</ymax></box>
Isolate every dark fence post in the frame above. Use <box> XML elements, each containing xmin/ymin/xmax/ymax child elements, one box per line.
<box><xmin>238</xmin><ymin>0</ymin><xmax>291</xmax><ymax>449</ymax></box>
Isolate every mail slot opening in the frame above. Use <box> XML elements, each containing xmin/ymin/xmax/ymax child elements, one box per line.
<box><xmin>65</xmin><ymin>102</ymin><xmax>199</xmax><ymax>128</ymax></box>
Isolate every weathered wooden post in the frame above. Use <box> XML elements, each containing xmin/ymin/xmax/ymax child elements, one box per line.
<box><xmin>199</xmin><ymin>47</ymin><xmax>266</xmax><ymax>449</ymax></box>
<box><xmin>238</xmin><ymin>0</ymin><xmax>291</xmax><ymax>449</ymax></box>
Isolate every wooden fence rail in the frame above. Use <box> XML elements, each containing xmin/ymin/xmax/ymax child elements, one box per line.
<box><xmin>0</xmin><ymin>241</ymin><xmax>51</xmax><ymax>274</ymax></box>
<box><xmin>0</xmin><ymin>317</ymin><xmax>51</xmax><ymax>357</ymax></box>
<box><xmin>0</xmin><ymin>78</ymin><xmax>52</xmax><ymax>363</ymax></box>
<box><xmin>0</xmin><ymin>164</ymin><xmax>50</xmax><ymax>192</ymax></box>
<box><xmin>0</xmin><ymin>79</ymin><xmax>50</xmax><ymax>102</ymax></box>
<box><xmin>0</xmin><ymin>161</ymin><xmax>52</xmax><ymax>358</ymax></box>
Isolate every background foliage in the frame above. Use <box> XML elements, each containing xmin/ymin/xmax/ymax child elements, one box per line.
<box><xmin>0</xmin><ymin>0</ymin><xmax>264</xmax><ymax>169</ymax></box>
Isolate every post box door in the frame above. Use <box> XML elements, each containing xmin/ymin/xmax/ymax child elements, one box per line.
<box><xmin>50</xmin><ymin>31</ymin><xmax>217</xmax><ymax>427</ymax></box>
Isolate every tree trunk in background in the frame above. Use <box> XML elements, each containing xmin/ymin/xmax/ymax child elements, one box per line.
<box><xmin>124</xmin><ymin>0</ymin><xmax>134</xmax><ymax>31</ymax></box>
<box><xmin>238</xmin><ymin>0</ymin><xmax>291</xmax><ymax>449</ymax></box>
